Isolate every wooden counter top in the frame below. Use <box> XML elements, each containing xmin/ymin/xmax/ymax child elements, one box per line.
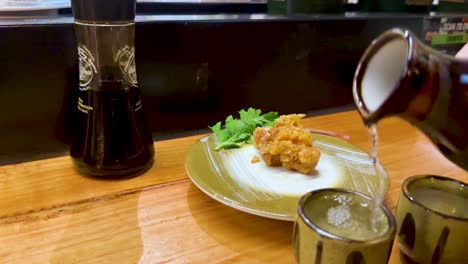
<box><xmin>0</xmin><ymin>111</ymin><xmax>465</xmax><ymax>263</ymax></box>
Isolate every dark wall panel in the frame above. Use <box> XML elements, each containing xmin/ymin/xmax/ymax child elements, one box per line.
<box><xmin>0</xmin><ymin>15</ymin><xmax>439</xmax><ymax>164</ymax></box>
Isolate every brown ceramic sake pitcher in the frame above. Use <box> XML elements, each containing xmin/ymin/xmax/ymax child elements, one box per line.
<box><xmin>353</xmin><ymin>28</ymin><xmax>467</xmax><ymax>171</ymax></box>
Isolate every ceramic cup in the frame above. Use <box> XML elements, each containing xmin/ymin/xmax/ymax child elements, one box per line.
<box><xmin>395</xmin><ymin>175</ymin><xmax>468</xmax><ymax>264</ymax></box>
<box><xmin>293</xmin><ymin>188</ymin><xmax>396</xmax><ymax>264</ymax></box>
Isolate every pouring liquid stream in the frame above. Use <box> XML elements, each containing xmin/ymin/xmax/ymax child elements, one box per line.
<box><xmin>367</xmin><ymin>123</ymin><xmax>387</xmax><ymax>233</ymax></box>
<box><xmin>320</xmin><ymin>123</ymin><xmax>389</xmax><ymax>237</ymax></box>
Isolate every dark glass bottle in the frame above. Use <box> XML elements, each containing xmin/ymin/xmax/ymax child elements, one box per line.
<box><xmin>70</xmin><ymin>0</ymin><xmax>154</xmax><ymax>177</ymax></box>
<box><xmin>353</xmin><ymin>28</ymin><xmax>468</xmax><ymax>171</ymax></box>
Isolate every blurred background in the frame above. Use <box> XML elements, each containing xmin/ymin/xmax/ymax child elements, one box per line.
<box><xmin>0</xmin><ymin>0</ymin><xmax>466</xmax><ymax>17</ymax></box>
<box><xmin>0</xmin><ymin>0</ymin><xmax>466</xmax><ymax>164</ymax></box>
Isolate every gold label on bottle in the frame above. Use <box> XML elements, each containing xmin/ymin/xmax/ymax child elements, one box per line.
<box><xmin>135</xmin><ymin>99</ymin><xmax>142</xmax><ymax>111</ymax></box>
<box><xmin>115</xmin><ymin>45</ymin><xmax>138</xmax><ymax>87</ymax></box>
<box><xmin>77</xmin><ymin>97</ymin><xmax>93</xmax><ymax>114</ymax></box>
<box><xmin>78</xmin><ymin>44</ymin><xmax>97</xmax><ymax>91</ymax></box>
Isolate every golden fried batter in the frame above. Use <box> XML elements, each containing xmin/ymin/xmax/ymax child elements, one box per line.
<box><xmin>251</xmin><ymin>155</ymin><xmax>260</xmax><ymax>164</ymax></box>
<box><xmin>252</xmin><ymin>114</ymin><xmax>321</xmax><ymax>174</ymax></box>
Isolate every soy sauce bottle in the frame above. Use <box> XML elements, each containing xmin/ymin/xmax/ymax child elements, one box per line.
<box><xmin>70</xmin><ymin>0</ymin><xmax>154</xmax><ymax>177</ymax></box>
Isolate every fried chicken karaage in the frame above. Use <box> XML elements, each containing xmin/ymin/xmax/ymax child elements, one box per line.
<box><xmin>252</xmin><ymin>114</ymin><xmax>321</xmax><ymax>174</ymax></box>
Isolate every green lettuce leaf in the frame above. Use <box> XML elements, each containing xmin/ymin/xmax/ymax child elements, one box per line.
<box><xmin>209</xmin><ymin>108</ymin><xmax>278</xmax><ymax>151</ymax></box>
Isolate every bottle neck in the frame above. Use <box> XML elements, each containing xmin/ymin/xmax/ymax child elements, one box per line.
<box><xmin>353</xmin><ymin>29</ymin><xmax>412</xmax><ymax>124</ymax></box>
<box><xmin>402</xmin><ymin>44</ymin><xmax>468</xmax><ymax>168</ymax></box>
<box><xmin>358</xmin><ymin>32</ymin><xmax>443</xmax><ymax>126</ymax></box>
<box><xmin>75</xmin><ymin>22</ymin><xmax>137</xmax><ymax>91</ymax></box>
<box><xmin>398</xmin><ymin>42</ymin><xmax>439</xmax><ymax>123</ymax></box>
<box><xmin>354</xmin><ymin>28</ymin><xmax>468</xmax><ymax>170</ymax></box>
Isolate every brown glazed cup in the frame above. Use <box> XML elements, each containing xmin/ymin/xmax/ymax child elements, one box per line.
<box><xmin>293</xmin><ymin>188</ymin><xmax>396</xmax><ymax>264</ymax></box>
<box><xmin>395</xmin><ymin>175</ymin><xmax>468</xmax><ymax>264</ymax></box>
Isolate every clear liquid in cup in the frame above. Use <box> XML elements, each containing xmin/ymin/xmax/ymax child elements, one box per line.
<box><xmin>409</xmin><ymin>179</ymin><xmax>468</xmax><ymax>218</ymax></box>
<box><xmin>303</xmin><ymin>192</ymin><xmax>389</xmax><ymax>241</ymax></box>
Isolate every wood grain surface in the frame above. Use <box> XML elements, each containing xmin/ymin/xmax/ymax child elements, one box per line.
<box><xmin>0</xmin><ymin>111</ymin><xmax>465</xmax><ymax>263</ymax></box>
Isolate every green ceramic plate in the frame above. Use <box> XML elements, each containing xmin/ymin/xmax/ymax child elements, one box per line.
<box><xmin>185</xmin><ymin>133</ymin><xmax>389</xmax><ymax>221</ymax></box>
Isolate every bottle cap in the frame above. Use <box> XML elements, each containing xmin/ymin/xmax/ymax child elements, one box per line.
<box><xmin>71</xmin><ymin>0</ymin><xmax>136</xmax><ymax>22</ymax></box>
